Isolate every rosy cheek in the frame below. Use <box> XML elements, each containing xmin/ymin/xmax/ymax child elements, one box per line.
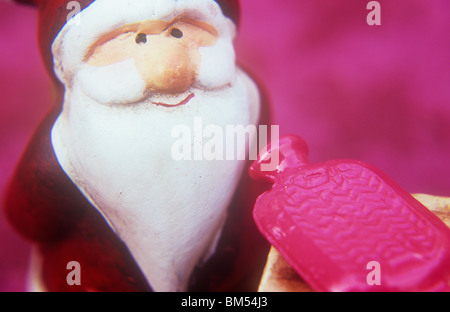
<box><xmin>86</xmin><ymin>33</ymin><xmax>136</xmax><ymax>67</ymax></box>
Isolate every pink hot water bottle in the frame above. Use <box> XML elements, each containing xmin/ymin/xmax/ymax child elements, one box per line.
<box><xmin>250</xmin><ymin>135</ymin><xmax>450</xmax><ymax>292</ymax></box>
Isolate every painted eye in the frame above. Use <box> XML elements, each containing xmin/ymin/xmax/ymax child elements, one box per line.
<box><xmin>135</xmin><ymin>33</ymin><xmax>147</xmax><ymax>45</ymax></box>
<box><xmin>170</xmin><ymin>28</ymin><xmax>183</xmax><ymax>39</ymax></box>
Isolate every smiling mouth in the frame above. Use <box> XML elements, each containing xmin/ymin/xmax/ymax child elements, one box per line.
<box><xmin>151</xmin><ymin>93</ymin><xmax>195</xmax><ymax>108</ymax></box>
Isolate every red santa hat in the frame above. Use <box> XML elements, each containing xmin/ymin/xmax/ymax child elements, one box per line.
<box><xmin>14</xmin><ymin>0</ymin><xmax>240</xmax><ymax>83</ymax></box>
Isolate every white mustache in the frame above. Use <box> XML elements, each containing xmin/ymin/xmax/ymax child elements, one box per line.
<box><xmin>74</xmin><ymin>42</ymin><xmax>236</xmax><ymax>106</ymax></box>
<box><xmin>76</xmin><ymin>59</ymin><xmax>146</xmax><ymax>105</ymax></box>
<box><xmin>194</xmin><ymin>38</ymin><xmax>236</xmax><ymax>90</ymax></box>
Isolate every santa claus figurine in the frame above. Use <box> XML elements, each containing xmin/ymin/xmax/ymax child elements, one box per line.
<box><xmin>5</xmin><ymin>0</ymin><xmax>271</xmax><ymax>292</ymax></box>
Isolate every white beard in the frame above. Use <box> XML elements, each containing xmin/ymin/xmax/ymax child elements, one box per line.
<box><xmin>51</xmin><ymin>59</ymin><xmax>260</xmax><ymax>291</ymax></box>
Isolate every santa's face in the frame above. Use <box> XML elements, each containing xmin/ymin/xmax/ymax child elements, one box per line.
<box><xmin>77</xmin><ymin>17</ymin><xmax>236</xmax><ymax>105</ymax></box>
<box><xmin>50</xmin><ymin>0</ymin><xmax>260</xmax><ymax>292</ymax></box>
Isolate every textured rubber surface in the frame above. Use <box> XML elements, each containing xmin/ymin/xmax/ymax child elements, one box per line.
<box><xmin>252</xmin><ymin>136</ymin><xmax>450</xmax><ymax>292</ymax></box>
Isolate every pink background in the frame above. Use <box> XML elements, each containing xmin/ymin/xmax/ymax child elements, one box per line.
<box><xmin>1</xmin><ymin>0</ymin><xmax>449</xmax><ymax>291</ymax></box>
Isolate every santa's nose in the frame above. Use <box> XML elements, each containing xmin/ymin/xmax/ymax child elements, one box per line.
<box><xmin>134</xmin><ymin>33</ymin><xmax>198</xmax><ymax>94</ymax></box>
